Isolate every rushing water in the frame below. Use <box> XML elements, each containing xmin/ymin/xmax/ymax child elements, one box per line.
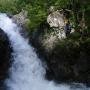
<box><xmin>0</xmin><ymin>13</ymin><xmax>89</xmax><ymax>90</ymax></box>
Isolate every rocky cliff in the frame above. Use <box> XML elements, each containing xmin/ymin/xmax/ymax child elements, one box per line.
<box><xmin>29</xmin><ymin>15</ymin><xmax>90</xmax><ymax>86</ymax></box>
<box><xmin>13</xmin><ymin>10</ymin><xmax>90</xmax><ymax>86</ymax></box>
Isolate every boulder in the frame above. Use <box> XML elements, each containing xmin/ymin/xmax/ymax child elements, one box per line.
<box><xmin>47</xmin><ymin>10</ymin><xmax>66</xmax><ymax>39</ymax></box>
<box><xmin>47</xmin><ymin>11</ymin><xmax>64</xmax><ymax>28</ymax></box>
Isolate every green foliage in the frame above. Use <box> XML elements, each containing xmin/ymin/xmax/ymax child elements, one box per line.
<box><xmin>0</xmin><ymin>0</ymin><xmax>18</xmax><ymax>14</ymax></box>
<box><xmin>55</xmin><ymin>0</ymin><xmax>70</xmax><ymax>9</ymax></box>
<box><xmin>0</xmin><ymin>0</ymin><xmax>90</xmax><ymax>36</ymax></box>
<box><xmin>68</xmin><ymin>32</ymin><xmax>81</xmax><ymax>40</ymax></box>
<box><xmin>0</xmin><ymin>0</ymin><xmax>48</xmax><ymax>29</ymax></box>
<box><xmin>25</xmin><ymin>4</ymin><xmax>47</xmax><ymax>29</ymax></box>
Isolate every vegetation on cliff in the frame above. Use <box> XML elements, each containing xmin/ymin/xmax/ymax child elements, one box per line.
<box><xmin>0</xmin><ymin>0</ymin><xmax>90</xmax><ymax>31</ymax></box>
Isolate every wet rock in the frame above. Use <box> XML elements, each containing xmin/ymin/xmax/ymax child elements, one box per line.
<box><xmin>0</xmin><ymin>29</ymin><xmax>12</xmax><ymax>80</ymax></box>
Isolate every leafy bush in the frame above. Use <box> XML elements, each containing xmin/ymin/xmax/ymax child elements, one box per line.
<box><xmin>0</xmin><ymin>0</ymin><xmax>18</xmax><ymax>14</ymax></box>
<box><xmin>68</xmin><ymin>32</ymin><xmax>81</xmax><ymax>40</ymax></box>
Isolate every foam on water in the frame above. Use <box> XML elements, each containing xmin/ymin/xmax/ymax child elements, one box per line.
<box><xmin>0</xmin><ymin>13</ymin><xmax>89</xmax><ymax>90</ymax></box>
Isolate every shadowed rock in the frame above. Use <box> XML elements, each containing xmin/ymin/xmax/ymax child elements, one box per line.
<box><xmin>0</xmin><ymin>28</ymin><xmax>12</xmax><ymax>80</ymax></box>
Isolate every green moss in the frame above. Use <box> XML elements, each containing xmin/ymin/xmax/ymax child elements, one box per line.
<box><xmin>67</xmin><ymin>32</ymin><xmax>81</xmax><ymax>40</ymax></box>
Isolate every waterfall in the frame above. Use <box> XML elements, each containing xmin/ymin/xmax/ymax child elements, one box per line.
<box><xmin>0</xmin><ymin>13</ymin><xmax>89</xmax><ymax>90</ymax></box>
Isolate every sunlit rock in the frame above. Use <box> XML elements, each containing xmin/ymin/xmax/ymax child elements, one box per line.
<box><xmin>47</xmin><ymin>10</ymin><xmax>66</xmax><ymax>39</ymax></box>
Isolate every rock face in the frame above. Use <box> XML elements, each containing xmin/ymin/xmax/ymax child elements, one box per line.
<box><xmin>16</xmin><ymin>8</ymin><xmax>89</xmax><ymax>85</ymax></box>
<box><xmin>29</xmin><ymin>21</ymin><xmax>90</xmax><ymax>85</ymax></box>
<box><xmin>31</xmin><ymin>35</ymin><xmax>90</xmax><ymax>85</ymax></box>
<box><xmin>45</xmin><ymin>41</ymin><xmax>90</xmax><ymax>85</ymax></box>
<box><xmin>47</xmin><ymin>11</ymin><xmax>66</xmax><ymax>39</ymax></box>
<box><xmin>31</xmin><ymin>11</ymin><xmax>67</xmax><ymax>52</ymax></box>
<box><xmin>0</xmin><ymin>29</ymin><xmax>12</xmax><ymax>80</ymax></box>
<box><xmin>12</xmin><ymin>10</ymin><xmax>28</xmax><ymax>27</ymax></box>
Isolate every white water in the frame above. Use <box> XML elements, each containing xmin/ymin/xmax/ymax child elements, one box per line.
<box><xmin>0</xmin><ymin>13</ymin><xmax>89</xmax><ymax>90</ymax></box>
